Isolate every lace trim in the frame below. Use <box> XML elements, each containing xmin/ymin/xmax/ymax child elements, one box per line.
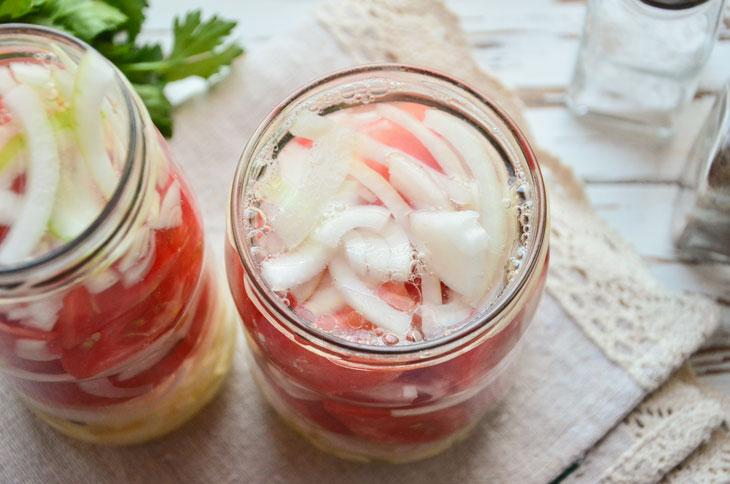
<box><xmin>539</xmin><ymin>149</ymin><xmax>720</xmax><ymax>391</ymax></box>
<box><xmin>601</xmin><ymin>380</ymin><xmax>725</xmax><ymax>483</ymax></box>
<box><xmin>565</xmin><ymin>373</ymin><xmax>728</xmax><ymax>484</ymax></box>
<box><xmin>661</xmin><ymin>427</ymin><xmax>730</xmax><ymax>484</ymax></box>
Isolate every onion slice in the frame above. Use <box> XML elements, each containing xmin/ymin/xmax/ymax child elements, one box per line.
<box><xmin>420</xmin><ymin>299</ymin><xmax>473</xmax><ymax>340</ymax></box>
<box><xmin>312</xmin><ymin>205</ymin><xmax>391</xmax><ymax>248</ymax></box>
<box><xmin>329</xmin><ymin>252</ymin><xmax>412</xmax><ymax>337</ymax></box>
<box><xmin>381</xmin><ymin>220</ymin><xmax>413</xmax><ymax>282</ymax></box>
<box><xmin>49</xmin><ymin>128</ymin><xmax>104</xmax><ymax>241</ymax></box>
<box><xmin>375</xmin><ymin>103</ymin><xmax>469</xmax><ymax>181</ymax></box>
<box><xmin>409</xmin><ymin>210</ymin><xmax>491</xmax><ymax>305</ymax></box>
<box><xmin>73</xmin><ymin>50</ymin><xmax>118</xmax><ymax>199</ymax></box>
<box><xmin>350</xmin><ymin>161</ymin><xmax>410</xmax><ymax>225</ymax></box>
<box><xmin>388</xmin><ymin>153</ymin><xmax>452</xmax><ymax>210</ymax></box>
<box><xmin>0</xmin><ymin>85</ymin><xmax>60</xmax><ymax>265</ymax></box>
<box><xmin>261</xmin><ymin>240</ymin><xmax>331</xmax><ymax>291</ymax></box>
<box><xmin>303</xmin><ymin>272</ymin><xmax>346</xmax><ymax>316</ymax></box>
<box><xmin>0</xmin><ymin>190</ymin><xmax>20</xmax><ymax>225</ymax></box>
<box><xmin>265</xmin><ymin>130</ymin><xmax>356</xmax><ymax>249</ymax></box>
<box><xmin>343</xmin><ymin>230</ymin><xmax>392</xmax><ymax>281</ymax></box>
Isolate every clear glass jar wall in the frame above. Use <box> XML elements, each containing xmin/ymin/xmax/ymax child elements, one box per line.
<box><xmin>567</xmin><ymin>0</ymin><xmax>725</xmax><ymax>135</ymax></box>
<box><xmin>0</xmin><ymin>25</ymin><xmax>237</xmax><ymax>445</ymax></box>
<box><xmin>226</xmin><ymin>65</ymin><xmax>550</xmax><ymax>462</ymax></box>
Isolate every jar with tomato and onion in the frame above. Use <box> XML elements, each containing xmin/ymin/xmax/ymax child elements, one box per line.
<box><xmin>0</xmin><ymin>25</ymin><xmax>237</xmax><ymax>445</ymax></box>
<box><xmin>226</xmin><ymin>65</ymin><xmax>549</xmax><ymax>462</ymax></box>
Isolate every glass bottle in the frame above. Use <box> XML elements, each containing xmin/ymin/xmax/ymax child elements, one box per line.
<box><xmin>567</xmin><ymin>0</ymin><xmax>725</xmax><ymax>136</ymax></box>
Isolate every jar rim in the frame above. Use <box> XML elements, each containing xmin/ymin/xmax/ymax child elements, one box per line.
<box><xmin>229</xmin><ymin>64</ymin><xmax>548</xmax><ymax>358</ymax></box>
<box><xmin>0</xmin><ymin>24</ymin><xmax>140</xmax><ymax>287</ymax></box>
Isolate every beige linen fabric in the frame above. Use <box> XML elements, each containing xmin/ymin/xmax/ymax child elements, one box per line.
<box><xmin>0</xmin><ymin>3</ymin><xmax>725</xmax><ymax>483</ymax></box>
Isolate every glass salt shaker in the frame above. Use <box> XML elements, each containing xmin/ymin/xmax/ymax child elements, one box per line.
<box><xmin>567</xmin><ymin>0</ymin><xmax>725</xmax><ymax>136</ymax></box>
<box><xmin>673</xmin><ymin>81</ymin><xmax>730</xmax><ymax>261</ymax></box>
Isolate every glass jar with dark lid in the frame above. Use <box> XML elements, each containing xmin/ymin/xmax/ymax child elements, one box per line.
<box><xmin>567</xmin><ymin>0</ymin><xmax>725</xmax><ymax>135</ymax></box>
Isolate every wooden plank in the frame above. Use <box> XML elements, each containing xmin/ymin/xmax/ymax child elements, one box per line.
<box><xmin>525</xmin><ymin>97</ymin><xmax>715</xmax><ymax>183</ymax></box>
<box><xmin>585</xmin><ymin>184</ymin><xmax>679</xmax><ymax>259</ymax></box>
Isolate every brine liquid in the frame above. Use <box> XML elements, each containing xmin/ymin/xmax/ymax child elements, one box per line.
<box><xmin>244</xmin><ymin>100</ymin><xmax>534</xmax><ymax>346</ymax></box>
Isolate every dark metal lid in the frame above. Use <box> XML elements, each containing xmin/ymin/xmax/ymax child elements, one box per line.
<box><xmin>639</xmin><ymin>0</ymin><xmax>711</xmax><ymax>9</ymax></box>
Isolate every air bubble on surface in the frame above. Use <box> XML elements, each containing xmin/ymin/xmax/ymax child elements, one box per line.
<box><xmin>382</xmin><ymin>333</ymin><xmax>399</xmax><ymax>345</ymax></box>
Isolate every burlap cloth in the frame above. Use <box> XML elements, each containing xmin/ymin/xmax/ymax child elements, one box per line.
<box><xmin>1</xmin><ymin>1</ymin><xmax>729</xmax><ymax>483</ymax></box>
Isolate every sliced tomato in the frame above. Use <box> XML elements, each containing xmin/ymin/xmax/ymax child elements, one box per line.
<box><xmin>293</xmin><ymin>136</ymin><xmax>313</xmax><ymax>149</ymax></box>
<box><xmin>111</xmin><ymin>277</ymin><xmax>212</xmax><ymax>389</ymax></box>
<box><xmin>377</xmin><ymin>281</ymin><xmax>419</xmax><ymax>312</ymax></box>
<box><xmin>323</xmin><ymin>398</ymin><xmax>469</xmax><ymax>445</ymax></box>
<box><xmin>226</xmin><ymin>242</ymin><xmax>399</xmax><ymax>395</ymax></box>
<box><xmin>58</xmin><ymin>175</ymin><xmax>204</xmax><ymax>379</ymax></box>
<box><xmin>366</xmin><ymin>102</ymin><xmax>441</xmax><ymax>173</ymax></box>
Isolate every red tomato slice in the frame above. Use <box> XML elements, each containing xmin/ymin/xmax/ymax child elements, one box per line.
<box><xmin>226</xmin><ymin>242</ymin><xmax>399</xmax><ymax>395</ymax></box>
<box><xmin>323</xmin><ymin>398</ymin><xmax>469</xmax><ymax>445</ymax></box>
<box><xmin>377</xmin><ymin>281</ymin><xmax>419</xmax><ymax>312</ymax></box>
<box><xmin>59</xmin><ymin>175</ymin><xmax>204</xmax><ymax>379</ymax></box>
<box><xmin>293</xmin><ymin>137</ymin><xmax>313</xmax><ymax>149</ymax></box>
<box><xmin>366</xmin><ymin>102</ymin><xmax>441</xmax><ymax>173</ymax></box>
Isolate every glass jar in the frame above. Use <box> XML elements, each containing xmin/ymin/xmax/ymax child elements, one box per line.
<box><xmin>673</xmin><ymin>81</ymin><xmax>730</xmax><ymax>260</ymax></box>
<box><xmin>0</xmin><ymin>25</ymin><xmax>237</xmax><ymax>445</ymax></box>
<box><xmin>567</xmin><ymin>0</ymin><xmax>725</xmax><ymax>136</ymax></box>
<box><xmin>226</xmin><ymin>65</ymin><xmax>549</xmax><ymax>462</ymax></box>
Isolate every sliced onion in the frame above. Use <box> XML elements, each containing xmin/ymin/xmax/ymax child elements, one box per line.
<box><xmin>0</xmin><ymin>189</ymin><xmax>20</xmax><ymax>225</ymax></box>
<box><xmin>73</xmin><ymin>50</ymin><xmax>118</xmax><ymax>199</ymax></box>
<box><xmin>381</xmin><ymin>220</ymin><xmax>413</xmax><ymax>282</ymax></box>
<box><xmin>292</xmin><ymin>111</ymin><xmax>474</xmax><ymax>207</ymax></box>
<box><xmin>11</xmin><ymin>297</ymin><xmax>63</xmax><ymax>332</ymax></box>
<box><xmin>329</xmin><ymin>252</ymin><xmax>412</xmax><ymax>337</ymax></box>
<box><xmin>420</xmin><ymin>270</ymin><xmax>442</xmax><ymax>305</ymax></box>
<box><xmin>49</xmin><ymin>128</ymin><xmax>104</xmax><ymax>241</ymax></box>
<box><xmin>0</xmin><ymin>67</ymin><xmax>16</xmax><ymax>91</ymax></box>
<box><xmin>267</xmin><ymin>130</ymin><xmax>355</xmax><ymax>249</ymax></box>
<box><xmin>0</xmin><ymin>85</ymin><xmax>60</xmax><ymax>265</ymax></box>
<box><xmin>152</xmin><ymin>180</ymin><xmax>182</xmax><ymax>230</ymax></box>
<box><xmin>423</xmin><ymin>109</ymin><xmax>508</xmax><ymax>231</ymax></box>
<box><xmin>350</xmin><ymin>161</ymin><xmax>410</xmax><ymax>225</ymax></box>
<box><xmin>78</xmin><ymin>378</ymin><xmax>152</xmax><ymax>399</ymax></box>
<box><xmin>312</xmin><ymin>205</ymin><xmax>391</xmax><ymax>248</ymax></box>
<box><xmin>289</xmin><ymin>272</ymin><xmax>324</xmax><ymax>304</ymax></box>
<box><xmin>261</xmin><ymin>240</ymin><xmax>331</xmax><ymax>291</ymax></box>
<box><xmin>50</xmin><ymin>65</ymin><xmax>74</xmax><ymax>102</ymax></box>
<box><xmin>343</xmin><ymin>230</ymin><xmax>391</xmax><ymax>281</ymax></box>
<box><xmin>122</xmin><ymin>230</ymin><xmax>156</xmax><ymax>287</ymax></box>
<box><xmin>277</xmin><ymin>140</ymin><xmax>310</xmax><ymax>189</ymax></box>
<box><xmin>10</xmin><ymin>63</ymin><xmax>51</xmax><ymax>88</ymax></box>
<box><xmin>15</xmin><ymin>339</ymin><xmax>59</xmax><ymax>361</ymax></box>
<box><xmin>289</xmin><ymin>270</ymin><xmax>323</xmax><ymax>304</ymax></box>
<box><xmin>85</xmin><ymin>269</ymin><xmax>119</xmax><ymax>294</ymax></box>
<box><xmin>409</xmin><ymin>210</ymin><xmax>491</xmax><ymax>305</ymax></box>
<box><xmin>419</xmin><ymin>299</ymin><xmax>473</xmax><ymax>340</ymax></box>
<box><xmin>375</xmin><ymin>103</ymin><xmax>469</xmax><ymax>180</ymax></box>
<box><xmin>388</xmin><ymin>153</ymin><xmax>452</xmax><ymax>210</ymax></box>
<box><xmin>303</xmin><ymin>272</ymin><xmax>346</xmax><ymax>316</ymax></box>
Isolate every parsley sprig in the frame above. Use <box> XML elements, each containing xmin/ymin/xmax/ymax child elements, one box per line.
<box><xmin>0</xmin><ymin>0</ymin><xmax>244</xmax><ymax>136</ymax></box>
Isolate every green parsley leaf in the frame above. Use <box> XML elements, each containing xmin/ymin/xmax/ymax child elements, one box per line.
<box><xmin>119</xmin><ymin>10</ymin><xmax>243</xmax><ymax>82</ymax></box>
<box><xmin>132</xmin><ymin>82</ymin><xmax>172</xmax><ymax>137</ymax></box>
<box><xmin>38</xmin><ymin>0</ymin><xmax>127</xmax><ymax>41</ymax></box>
<box><xmin>103</xmin><ymin>0</ymin><xmax>147</xmax><ymax>41</ymax></box>
<box><xmin>0</xmin><ymin>0</ymin><xmax>46</xmax><ymax>20</ymax></box>
<box><xmin>0</xmin><ymin>3</ymin><xmax>243</xmax><ymax>136</ymax></box>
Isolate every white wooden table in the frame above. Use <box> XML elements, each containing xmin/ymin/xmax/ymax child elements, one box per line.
<box><xmin>145</xmin><ymin>0</ymin><xmax>730</xmax><ymax>389</ymax></box>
